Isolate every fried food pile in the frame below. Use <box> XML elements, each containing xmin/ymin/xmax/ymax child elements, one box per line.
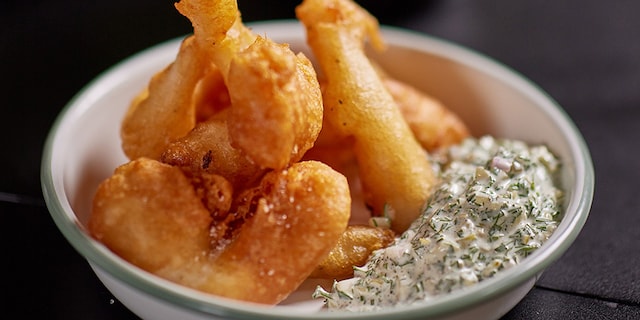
<box><xmin>88</xmin><ymin>0</ymin><xmax>469</xmax><ymax>305</ymax></box>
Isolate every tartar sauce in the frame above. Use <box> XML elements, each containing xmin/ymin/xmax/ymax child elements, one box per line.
<box><xmin>313</xmin><ymin>136</ymin><xmax>563</xmax><ymax>311</ymax></box>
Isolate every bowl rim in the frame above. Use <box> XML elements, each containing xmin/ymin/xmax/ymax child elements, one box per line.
<box><xmin>41</xmin><ymin>20</ymin><xmax>594</xmax><ymax>319</ymax></box>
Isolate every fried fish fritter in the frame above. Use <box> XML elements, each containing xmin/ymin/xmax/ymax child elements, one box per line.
<box><xmin>297</xmin><ymin>0</ymin><xmax>436</xmax><ymax>233</ymax></box>
<box><xmin>89</xmin><ymin>158</ymin><xmax>351</xmax><ymax>304</ymax></box>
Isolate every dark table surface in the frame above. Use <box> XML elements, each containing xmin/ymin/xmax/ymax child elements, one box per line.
<box><xmin>2</xmin><ymin>0</ymin><xmax>639</xmax><ymax>319</ymax></box>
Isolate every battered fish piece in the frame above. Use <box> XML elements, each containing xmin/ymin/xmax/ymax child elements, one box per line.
<box><xmin>89</xmin><ymin>158</ymin><xmax>213</xmax><ymax>273</ymax></box>
<box><xmin>206</xmin><ymin>160</ymin><xmax>351</xmax><ymax>303</ymax></box>
<box><xmin>121</xmin><ymin>36</ymin><xmax>206</xmax><ymax>160</ymax></box>
<box><xmin>226</xmin><ymin>38</ymin><xmax>323</xmax><ymax>169</ymax></box>
<box><xmin>383</xmin><ymin>77</ymin><xmax>469</xmax><ymax>151</ymax></box>
<box><xmin>160</xmin><ymin>111</ymin><xmax>266</xmax><ymax>191</ymax></box>
<box><xmin>176</xmin><ymin>0</ymin><xmax>323</xmax><ymax>169</ymax></box>
<box><xmin>307</xmin><ymin>76</ymin><xmax>469</xmax><ymax>215</ymax></box>
<box><xmin>310</xmin><ymin>225</ymin><xmax>395</xmax><ymax>280</ymax></box>
<box><xmin>297</xmin><ymin>0</ymin><xmax>436</xmax><ymax>233</ymax></box>
<box><xmin>89</xmin><ymin>159</ymin><xmax>351</xmax><ymax>304</ymax></box>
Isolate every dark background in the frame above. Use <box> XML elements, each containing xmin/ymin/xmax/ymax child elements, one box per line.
<box><xmin>2</xmin><ymin>0</ymin><xmax>639</xmax><ymax>319</ymax></box>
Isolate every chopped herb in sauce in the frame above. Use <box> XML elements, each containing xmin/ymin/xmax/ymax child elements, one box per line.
<box><xmin>313</xmin><ymin>136</ymin><xmax>563</xmax><ymax>311</ymax></box>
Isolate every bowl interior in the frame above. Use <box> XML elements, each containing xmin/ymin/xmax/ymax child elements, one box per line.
<box><xmin>42</xmin><ymin>20</ymin><xmax>593</xmax><ymax>319</ymax></box>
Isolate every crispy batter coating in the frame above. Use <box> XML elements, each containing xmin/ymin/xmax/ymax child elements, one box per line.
<box><xmin>382</xmin><ymin>77</ymin><xmax>470</xmax><ymax>151</ymax></box>
<box><xmin>89</xmin><ymin>159</ymin><xmax>351</xmax><ymax>304</ymax></box>
<box><xmin>121</xmin><ymin>36</ymin><xmax>206</xmax><ymax>160</ymax></box>
<box><xmin>193</xmin><ymin>64</ymin><xmax>231</xmax><ymax>122</ymax></box>
<box><xmin>226</xmin><ymin>38</ymin><xmax>323</xmax><ymax>169</ymax></box>
<box><xmin>185</xmin><ymin>170</ymin><xmax>234</xmax><ymax>221</ymax></box>
<box><xmin>297</xmin><ymin>0</ymin><xmax>436</xmax><ymax>233</ymax></box>
<box><xmin>160</xmin><ymin>111</ymin><xmax>266</xmax><ymax>191</ymax></box>
<box><xmin>315</xmin><ymin>76</ymin><xmax>470</xmax><ymax>153</ymax></box>
<box><xmin>310</xmin><ymin>225</ymin><xmax>395</xmax><ymax>280</ymax></box>
<box><xmin>307</xmin><ymin>74</ymin><xmax>468</xmax><ymax>228</ymax></box>
<box><xmin>175</xmin><ymin>0</ymin><xmax>254</xmax><ymax>76</ymax></box>
<box><xmin>89</xmin><ymin>158</ymin><xmax>213</xmax><ymax>272</ymax></box>
<box><xmin>205</xmin><ymin>160</ymin><xmax>351</xmax><ymax>303</ymax></box>
<box><xmin>176</xmin><ymin>0</ymin><xmax>323</xmax><ymax>169</ymax></box>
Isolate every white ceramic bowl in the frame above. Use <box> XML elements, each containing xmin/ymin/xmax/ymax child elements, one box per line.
<box><xmin>42</xmin><ymin>21</ymin><xmax>594</xmax><ymax>320</ymax></box>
